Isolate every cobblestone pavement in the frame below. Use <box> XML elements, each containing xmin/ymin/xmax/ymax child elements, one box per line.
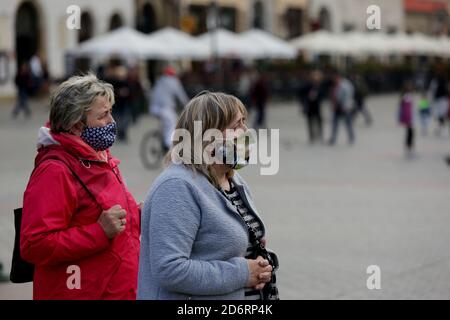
<box><xmin>0</xmin><ymin>93</ymin><xmax>449</xmax><ymax>299</ymax></box>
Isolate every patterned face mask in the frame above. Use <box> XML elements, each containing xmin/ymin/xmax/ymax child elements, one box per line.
<box><xmin>217</xmin><ymin>130</ymin><xmax>256</xmax><ymax>170</ymax></box>
<box><xmin>81</xmin><ymin>122</ymin><xmax>117</xmax><ymax>151</ymax></box>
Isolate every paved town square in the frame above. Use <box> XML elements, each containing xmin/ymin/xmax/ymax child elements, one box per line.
<box><xmin>1</xmin><ymin>93</ymin><xmax>449</xmax><ymax>299</ymax></box>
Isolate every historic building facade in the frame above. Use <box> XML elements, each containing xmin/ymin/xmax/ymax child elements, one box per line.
<box><xmin>0</xmin><ymin>0</ymin><xmax>134</xmax><ymax>96</ymax></box>
<box><xmin>4</xmin><ymin>1</ymin><xmax>440</xmax><ymax>98</ymax></box>
<box><xmin>0</xmin><ymin>0</ymin><xmax>311</xmax><ymax>97</ymax></box>
<box><xmin>308</xmin><ymin>0</ymin><xmax>404</xmax><ymax>33</ymax></box>
<box><xmin>404</xmin><ymin>0</ymin><xmax>449</xmax><ymax>35</ymax></box>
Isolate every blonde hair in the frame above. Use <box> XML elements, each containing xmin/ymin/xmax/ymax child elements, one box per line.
<box><xmin>164</xmin><ymin>91</ymin><xmax>248</xmax><ymax>187</ymax></box>
<box><xmin>49</xmin><ymin>73</ymin><xmax>115</xmax><ymax>133</ymax></box>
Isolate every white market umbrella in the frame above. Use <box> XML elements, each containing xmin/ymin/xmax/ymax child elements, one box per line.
<box><xmin>290</xmin><ymin>30</ymin><xmax>351</xmax><ymax>55</ymax></box>
<box><xmin>385</xmin><ymin>32</ymin><xmax>415</xmax><ymax>55</ymax></box>
<box><xmin>341</xmin><ymin>31</ymin><xmax>392</xmax><ymax>56</ymax></box>
<box><xmin>436</xmin><ymin>35</ymin><xmax>450</xmax><ymax>57</ymax></box>
<box><xmin>345</xmin><ymin>32</ymin><xmax>440</xmax><ymax>57</ymax></box>
<box><xmin>146</xmin><ymin>27</ymin><xmax>209</xmax><ymax>60</ymax></box>
<box><xmin>73</xmin><ymin>27</ymin><xmax>167</xmax><ymax>59</ymax></box>
<box><xmin>409</xmin><ymin>33</ymin><xmax>440</xmax><ymax>56</ymax></box>
<box><xmin>198</xmin><ymin>28</ymin><xmax>261</xmax><ymax>59</ymax></box>
<box><xmin>239</xmin><ymin>29</ymin><xmax>296</xmax><ymax>59</ymax></box>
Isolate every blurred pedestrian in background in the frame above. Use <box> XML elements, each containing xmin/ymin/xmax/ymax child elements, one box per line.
<box><xmin>0</xmin><ymin>262</ymin><xmax>8</xmax><ymax>282</ymax></box>
<box><xmin>237</xmin><ymin>67</ymin><xmax>253</xmax><ymax>110</ymax></box>
<box><xmin>149</xmin><ymin>66</ymin><xmax>189</xmax><ymax>152</ymax></box>
<box><xmin>329</xmin><ymin>73</ymin><xmax>355</xmax><ymax>145</ymax></box>
<box><xmin>20</xmin><ymin>74</ymin><xmax>141</xmax><ymax>299</ymax></box>
<box><xmin>29</xmin><ymin>54</ymin><xmax>44</xmax><ymax>96</ymax></box>
<box><xmin>443</xmin><ymin>87</ymin><xmax>450</xmax><ymax>166</ymax></box>
<box><xmin>398</xmin><ymin>82</ymin><xmax>416</xmax><ymax>159</ymax></box>
<box><xmin>127</xmin><ymin>65</ymin><xmax>145</xmax><ymax>124</ymax></box>
<box><xmin>428</xmin><ymin>68</ymin><xmax>449</xmax><ymax>137</ymax></box>
<box><xmin>299</xmin><ymin>70</ymin><xmax>325</xmax><ymax>144</ymax></box>
<box><xmin>12</xmin><ymin>62</ymin><xmax>32</xmax><ymax>119</ymax></box>
<box><xmin>104</xmin><ymin>62</ymin><xmax>132</xmax><ymax>142</ymax></box>
<box><xmin>351</xmin><ymin>73</ymin><xmax>372</xmax><ymax>127</ymax></box>
<box><xmin>448</xmin><ymin>89</ymin><xmax>450</xmax><ymax>136</ymax></box>
<box><xmin>251</xmin><ymin>71</ymin><xmax>269</xmax><ymax>129</ymax></box>
<box><xmin>418</xmin><ymin>91</ymin><xmax>431</xmax><ymax>136</ymax></box>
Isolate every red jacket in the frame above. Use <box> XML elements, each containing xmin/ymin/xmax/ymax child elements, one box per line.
<box><xmin>21</xmin><ymin>129</ymin><xmax>140</xmax><ymax>300</ymax></box>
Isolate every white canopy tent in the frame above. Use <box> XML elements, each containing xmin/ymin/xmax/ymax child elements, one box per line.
<box><xmin>197</xmin><ymin>28</ymin><xmax>262</xmax><ymax>59</ymax></box>
<box><xmin>72</xmin><ymin>27</ymin><xmax>167</xmax><ymax>59</ymax></box>
<box><xmin>290</xmin><ymin>30</ymin><xmax>352</xmax><ymax>55</ymax></box>
<box><xmin>436</xmin><ymin>36</ymin><xmax>450</xmax><ymax>57</ymax></box>
<box><xmin>409</xmin><ymin>33</ymin><xmax>441</xmax><ymax>56</ymax></box>
<box><xmin>385</xmin><ymin>32</ymin><xmax>416</xmax><ymax>55</ymax></box>
<box><xmin>291</xmin><ymin>30</ymin><xmax>450</xmax><ymax>57</ymax></box>
<box><xmin>345</xmin><ymin>31</ymin><xmax>393</xmax><ymax>56</ymax></box>
<box><xmin>71</xmin><ymin>27</ymin><xmax>450</xmax><ymax>63</ymax></box>
<box><xmin>146</xmin><ymin>27</ymin><xmax>209</xmax><ymax>60</ymax></box>
<box><xmin>239</xmin><ymin>29</ymin><xmax>296</xmax><ymax>59</ymax></box>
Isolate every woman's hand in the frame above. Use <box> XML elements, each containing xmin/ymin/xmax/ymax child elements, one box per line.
<box><xmin>97</xmin><ymin>204</ymin><xmax>127</xmax><ymax>239</ymax></box>
<box><xmin>261</xmin><ymin>237</ymin><xmax>267</xmax><ymax>247</ymax></box>
<box><xmin>246</xmin><ymin>256</ymin><xmax>273</xmax><ymax>290</ymax></box>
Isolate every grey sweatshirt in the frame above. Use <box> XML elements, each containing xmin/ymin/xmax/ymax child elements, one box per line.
<box><xmin>137</xmin><ymin>164</ymin><xmax>266</xmax><ymax>300</ymax></box>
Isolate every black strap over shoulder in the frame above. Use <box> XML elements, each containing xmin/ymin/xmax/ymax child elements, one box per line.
<box><xmin>36</xmin><ymin>156</ymin><xmax>103</xmax><ymax>211</ymax></box>
<box><xmin>10</xmin><ymin>156</ymin><xmax>101</xmax><ymax>283</ymax></box>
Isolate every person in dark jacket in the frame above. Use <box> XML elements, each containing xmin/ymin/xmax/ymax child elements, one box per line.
<box><xmin>104</xmin><ymin>64</ymin><xmax>132</xmax><ymax>142</ymax></box>
<box><xmin>12</xmin><ymin>62</ymin><xmax>32</xmax><ymax>119</ymax></box>
<box><xmin>351</xmin><ymin>74</ymin><xmax>372</xmax><ymax>126</ymax></box>
<box><xmin>398</xmin><ymin>82</ymin><xmax>415</xmax><ymax>158</ymax></box>
<box><xmin>127</xmin><ymin>66</ymin><xmax>144</xmax><ymax>124</ymax></box>
<box><xmin>251</xmin><ymin>72</ymin><xmax>269</xmax><ymax>129</ymax></box>
<box><xmin>429</xmin><ymin>71</ymin><xmax>449</xmax><ymax>136</ymax></box>
<box><xmin>299</xmin><ymin>70</ymin><xmax>325</xmax><ymax>144</ymax></box>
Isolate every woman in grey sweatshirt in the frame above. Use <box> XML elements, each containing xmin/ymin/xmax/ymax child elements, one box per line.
<box><xmin>137</xmin><ymin>91</ymin><xmax>276</xmax><ymax>300</ymax></box>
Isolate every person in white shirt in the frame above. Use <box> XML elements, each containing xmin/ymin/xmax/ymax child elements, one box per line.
<box><xmin>30</xmin><ymin>54</ymin><xmax>43</xmax><ymax>79</ymax></box>
<box><xmin>149</xmin><ymin>67</ymin><xmax>189</xmax><ymax>151</ymax></box>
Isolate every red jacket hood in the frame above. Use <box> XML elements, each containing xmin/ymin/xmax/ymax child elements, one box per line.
<box><xmin>35</xmin><ymin>126</ymin><xmax>116</xmax><ymax>165</ymax></box>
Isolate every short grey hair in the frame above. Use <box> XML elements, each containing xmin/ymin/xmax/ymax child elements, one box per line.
<box><xmin>49</xmin><ymin>73</ymin><xmax>115</xmax><ymax>133</ymax></box>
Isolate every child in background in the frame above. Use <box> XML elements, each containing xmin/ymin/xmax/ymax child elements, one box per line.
<box><xmin>398</xmin><ymin>82</ymin><xmax>415</xmax><ymax>158</ymax></box>
<box><xmin>418</xmin><ymin>91</ymin><xmax>431</xmax><ymax>136</ymax></box>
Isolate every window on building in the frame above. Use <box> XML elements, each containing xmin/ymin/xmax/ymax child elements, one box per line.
<box><xmin>253</xmin><ymin>0</ymin><xmax>264</xmax><ymax>29</ymax></box>
<box><xmin>434</xmin><ymin>10</ymin><xmax>448</xmax><ymax>34</ymax></box>
<box><xmin>189</xmin><ymin>5</ymin><xmax>208</xmax><ymax>35</ymax></box>
<box><xmin>189</xmin><ymin>5</ymin><xmax>237</xmax><ymax>34</ymax></box>
<box><xmin>109</xmin><ymin>13</ymin><xmax>123</xmax><ymax>31</ymax></box>
<box><xmin>137</xmin><ymin>3</ymin><xmax>157</xmax><ymax>34</ymax></box>
<box><xmin>343</xmin><ymin>23</ymin><xmax>354</xmax><ymax>32</ymax></box>
<box><xmin>220</xmin><ymin>7</ymin><xmax>237</xmax><ymax>32</ymax></box>
<box><xmin>319</xmin><ymin>7</ymin><xmax>331</xmax><ymax>31</ymax></box>
<box><xmin>15</xmin><ymin>1</ymin><xmax>40</xmax><ymax>66</ymax></box>
<box><xmin>78</xmin><ymin>12</ymin><xmax>94</xmax><ymax>43</ymax></box>
<box><xmin>286</xmin><ymin>8</ymin><xmax>304</xmax><ymax>38</ymax></box>
<box><xmin>387</xmin><ymin>26</ymin><xmax>398</xmax><ymax>34</ymax></box>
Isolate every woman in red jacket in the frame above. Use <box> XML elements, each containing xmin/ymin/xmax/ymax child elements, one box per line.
<box><xmin>20</xmin><ymin>74</ymin><xmax>141</xmax><ymax>299</ymax></box>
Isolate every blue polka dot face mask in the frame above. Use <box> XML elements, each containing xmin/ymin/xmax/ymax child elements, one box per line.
<box><xmin>80</xmin><ymin>122</ymin><xmax>117</xmax><ymax>151</ymax></box>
